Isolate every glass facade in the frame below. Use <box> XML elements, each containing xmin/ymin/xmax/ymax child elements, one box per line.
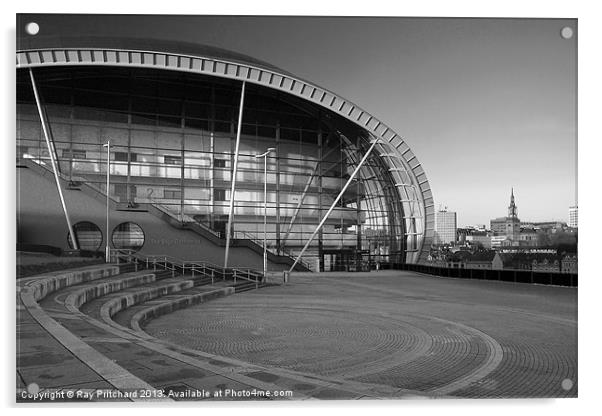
<box><xmin>17</xmin><ymin>66</ymin><xmax>424</xmax><ymax>270</ymax></box>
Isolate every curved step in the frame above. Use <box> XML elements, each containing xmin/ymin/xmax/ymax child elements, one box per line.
<box><xmin>71</xmin><ymin>275</ymin><xmax>210</xmax><ymax>319</ymax></box>
<box><xmin>22</xmin><ymin>264</ymin><xmax>121</xmax><ymax>302</ymax></box>
<box><xmin>128</xmin><ymin>285</ymin><xmax>235</xmax><ymax>332</ymax></box>
<box><xmin>17</xmin><ymin>265</ymin><xmax>172</xmax><ymax>401</ymax></box>
<box><xmin>98</xmin><ymin>277</ymin><xmax>210</xmax><ymax>322</ymax></box>
<box><xmin>64</xmin><ymin>271</ymin><xmax>157</xmax><ymax>310</ymax></box>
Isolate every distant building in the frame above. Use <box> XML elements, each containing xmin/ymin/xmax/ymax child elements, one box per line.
<box><xmin>492</xmin><ymin>252</ymin><xmax>561</xmax><ymax>272</ymax></box>
<box><xmin>464</xmin><ymin>250</ymin><xmax>496</xmax><ymax>269</ymax></box>
<box><xmin>434</xmin><ymin>209</ymin><xmax>457</xmax><ymax>244</ymax></box>
<box><xmin>490</xmin><ymin>217</ymin><xmax>508</xmax><ymax>234</ymax></box>
<box><xmin>521</xmin><ymin>221</ymin><xmax>568</xmax><ymax>232</ymax></box>
<box><xmin>531</xmin><ymin>257</ymin><xmax>560</xmax><ymax>273</ymax></box>
<box><xmin>466</xmin><ymin>231</ymin><xmax>491</xmax><ymax>249</ymax></box>
<box><xmin>568</xmin><ymin>206</ymin><xmax>578</xmax><ymax>228</ymax></box>
<box><xmin>490</xmin><ymin>188</ymin><xmax>521</xmax><ymax>245</ymax></box>
<box><xmin>491</xmin><ymin>235</ymin><xmax>509</xmax><ymax>248</ymax></box>
<box><xmin>561</xmin><ymin>254</ymin><xmax>578</xmax><ymax>274</ymax></box>
<box><xmin>519</xmin><ymin>227</ymin><xmax>539</xmax><ymax>247</ymax></box>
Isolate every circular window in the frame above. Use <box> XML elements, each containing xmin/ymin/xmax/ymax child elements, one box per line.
<box><xmin>67</xmin><ymin>221</ymin><xmax>103</xmax><ymax>251</ymax></box>
<box><xmin>111</xmin><ymin>222</ymin><xmax>145</xmax><ymax>251</ymax></box>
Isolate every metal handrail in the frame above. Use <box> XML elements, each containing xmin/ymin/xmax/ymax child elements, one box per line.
<box><xmin>235</xmin><ymin>230</ymin><xmax>313</xmax><ymax>270</ymax></box>
<box><xmin>25</xmin><ymin>155</ymin><xmax>309</xmax><ymax>271</ymax></box>
<box><xmin>108</xmin><ymin>248</ymin><xmax>263</xmax><ymax>289</ymax></box>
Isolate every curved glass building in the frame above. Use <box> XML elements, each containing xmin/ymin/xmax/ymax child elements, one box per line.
<box><xmin>16</xmin><ymin>36</ymin><xmax>435</xmax><ymax>271</ymax></box>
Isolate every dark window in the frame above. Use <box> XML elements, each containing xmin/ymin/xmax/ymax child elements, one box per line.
<box><xmin>104</xmin><ymin>111</ymin><xmax>129</xmax><ymax>123</ymax></box>
<box><xmin>62</xmin><ymin>149</ymin><xmax>87</xmax><ymax>159</ymax></box>
<box><xmin>214</xmin><ymin>158</ymin><xmax>227</xmax><ymax>168</ymax></box>
<box><xmin>241</xmin><ymin>124</ymin><xmax>256</xmax><ymax>136</ymax></box>
<box><xmin>156</xmin><ymin>98</ymin><xmax>182</xmax><ymax>116</ymax></box>
<box><xmin>114</xmin><ymin>152</ymin><xmax>137</xmax><ymax>162</ymax></box>
<box><xmin>114</xmin><ymin>183</ymin><xmax>128</xmax><ymax>200</ymax></box>
<box><xmin>214</xmin><ymin>121</ymin><xmax>231</xmax><ymax>133</ymax></box>
<box><xmin>184</xmin><ymin>118</ymin><xmax>209</xmax><ymax>130</ymax></box>
<box><xmin>214</xmin><ymin>188</ymin><xmax>226</xmax><ymax>201</ymax></box>
<box><xmin>73</xmin><ymin>107</ymin><xmax>105</xmax><ymax>122</ymax></box>
<box><xmin>212</xmin><ymin>215</ymin><xmax>229</xmax><ymax>237</ymax></box>
<box><xmin>113</xmin><ymin>184</ymin><xmax>136</xmax><ymax>202</ymax></box>
<box><xmin>114</xmin><ymin>152</ymin><xmax>128</xmax><ymax>162</ymax></box>
<box><xmin>280</xmin><ymin>127</ymin><xmax>299</xmax><ymax>141</ymax></box>
<box><xmin>111</xmin><ymin>222</ymin><xmax>145</xmax><ymax>251</ymax></box>
<box><xmin>258</xmin><ymin>125</ymin><xmax>276</xmax><ymax>138</ymax></box>
<box><xmin>164</xmin><ymin>189</ymin><xmax>182</xmax><ymax>199</ymax></box>
<box><xmin>67</xmin><ymin>221</ymin><xmax>103</xmax><ymax>251</ymax></box>
<box><xmin>131</xmin><ymin>96</ymin><xmax>156</xmax><ymax>114</ymax></box>
<box><xmin>301</xmin><ymin>130</ymin><xmax>318</xmax><ymax>144</ymax></box>
<box><xmin>43</xmin><ymin>86</ymin><xmax>72</xmax><ymax>105</ymax></box>
<box><xmin>131</xmin><ymin>112</ymin><xmax>156</xmax><ymax>126</ymax></box>
<box><xmin>164</xmin><ymin>155</ymin><xmax>182</xmax><ymax>165</ymax></box>
<box><xmin>157</xmin><ymin>115</ymin><xmax>181</xmax><ymax>128</ymax></box>
<box><xmin>184</xmin><ymin>102</ymin><xmax>211</xmax><ymax>119</ymax></box>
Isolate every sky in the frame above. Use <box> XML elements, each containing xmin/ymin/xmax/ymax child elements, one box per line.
<box><xmin>17</xmin><ymin>14</ymin><xmax>577</xmax><ymax>227</ymax></box>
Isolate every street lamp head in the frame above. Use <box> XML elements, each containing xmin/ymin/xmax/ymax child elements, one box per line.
<box><xmin>255</xmin><ymin>147</ymin><xmax>276</xmax><ymax>158</ymax></box>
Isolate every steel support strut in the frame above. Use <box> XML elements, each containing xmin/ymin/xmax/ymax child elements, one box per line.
<box><xmin>281</xmin><ymin>146</ymin><xmax>339</xmax><ymax>246</ymax></box>
<box><xmin>224</xmin><ymin>81</ymin><xmax>246</xmax><ymax>268</ymax></box>
<box><xmin>289</xmin><ymin>137</ymin><xmax>380</xmax><ymax>272</ymax></box>
<box><xmin>29</xmin><ymin>69</ymin><xmax>79</xmax><ymax>250</ymax></box>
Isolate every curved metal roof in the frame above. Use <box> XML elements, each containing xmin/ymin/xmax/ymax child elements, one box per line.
<box><xmin>17</xmin><ymin>35</ymin><xmax>291</xmax><ymax>75</ymax></box>
<box><xmin>15</xmin><ymin>36</ymin><xmax>435</xmax><ymax>262</ymax></box>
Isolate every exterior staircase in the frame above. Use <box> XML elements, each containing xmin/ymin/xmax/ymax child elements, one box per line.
<box><xmin>18</xmin><ymin>157</ymin><xmax>310</xmax><ymax>271</ymax></box>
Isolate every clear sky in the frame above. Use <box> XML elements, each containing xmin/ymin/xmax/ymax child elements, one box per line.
<box><xmin>18</xmin><ymin>14</ymin><xmax>577</xmax><ymax>227</ymax></box>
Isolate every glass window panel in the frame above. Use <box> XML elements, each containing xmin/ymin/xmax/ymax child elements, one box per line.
<box><xmin>67</xmin><ymin>221</ymin><xmax>103</xmax><ymax>251</ymax></box>
<box><xmin>111</xmin><ymin>222</ymin><xmax>145</xmax><ymax>251</ymax></box>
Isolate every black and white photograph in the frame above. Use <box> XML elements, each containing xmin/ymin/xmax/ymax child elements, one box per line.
<box><xmin>13</xmin><ymin>10</ymin><xmax>582</xmax><ymax>406</ymax></box>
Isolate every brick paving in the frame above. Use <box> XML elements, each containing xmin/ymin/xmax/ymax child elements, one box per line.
<box><xmin>18</xmin><ymin>266</ymin><xmax>428</xmax><ymax>402</ymax></box>
<box><xmin>145</xmin><ymin>271</ymin><xmax>577</xmax><ymax>398</ymax></box>
<box><xmin>17</xmin><ymin>266</ymin><xmax>577</xmax><ymax>400</ymax></box>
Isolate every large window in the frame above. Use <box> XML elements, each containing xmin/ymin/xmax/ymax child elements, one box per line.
<box><xmin>214</xmin><ymin>188</ymin><xmax>226</xmax><ymax>201</ymax></box>
<box><xmin>67</xmin><ymin>221</ymin><xmax>103</xmax><ymax>251</ymax></box>
<box><xmin>17</xmin><ymin>66</ymin><xmax>420</xmax><ymax>268</ymax></box>
<box><xmin>111</xmin><ymin>222</ymin><xmax>145</xmax><ymax>251</ymax></box>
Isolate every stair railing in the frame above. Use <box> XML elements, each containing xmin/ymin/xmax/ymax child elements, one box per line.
<box><xmin>109</xmin><ymin>248</ymin><xmax>263</xmax><ymax>289</ymax></box>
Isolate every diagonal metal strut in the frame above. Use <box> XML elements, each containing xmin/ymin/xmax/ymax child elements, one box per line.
<box><xmin>281</xmin><ymin>145</ymin><xmax>339</xmax><ymax>246</ymax></box>
<box><xmin>289</xmin><ymin>137</ymin><xmax>380</xmax><ymax>272</ymax></box>
<box><xmin>224</xmin><ymin>81</ymin><xmax>246</xmax><ymax>268</ymax></box>
<box><xmin>29</xmin><ymin>69</ymin><xmax>79</xmax><ymax>250</ymax></box>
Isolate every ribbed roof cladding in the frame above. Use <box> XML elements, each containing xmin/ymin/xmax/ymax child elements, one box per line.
<box><xmin>16</xmin><ymin>35</ymin><xmax>291</xmax><ymax>76</ymax></box>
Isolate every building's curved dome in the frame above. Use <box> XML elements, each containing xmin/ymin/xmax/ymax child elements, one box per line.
<box><xmin>16</xmin><ymin>33</ymin><xmax>435</xmax><ymax>264</ymax></box>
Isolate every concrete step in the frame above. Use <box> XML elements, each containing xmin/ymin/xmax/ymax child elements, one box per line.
<box><xmin>111</xmin><ymin>277</ymin><xmax>216</xmax><ymax>328</ymax></box>
<box><xmin>79</xmin><ymin>275</ymin><xmax>211</xmax><ymax>321</ymax></box>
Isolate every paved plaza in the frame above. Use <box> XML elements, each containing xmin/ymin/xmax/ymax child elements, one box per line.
<box><xmin>17</xmin><ymin>266</ymin><xmax>577</xmax><ymax>401</ymax></box>
<box><xmin>145</xmin><ymin>270</ymin><xmax>578</xmax><ymax>398</ymax></box>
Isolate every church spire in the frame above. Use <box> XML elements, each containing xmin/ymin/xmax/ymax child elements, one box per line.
<box><xmin>508</xmin><ymin>187</ymin><xmax>518</xmax><ymax>218</ymax></box>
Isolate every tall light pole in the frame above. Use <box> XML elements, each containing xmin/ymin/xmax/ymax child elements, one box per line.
<box><xmin>103</xmin><ymin>140</ymin><xmax>111</xmax><ymax>262</ymax></box>
<box><xmin>255</xmin><ymin>147</ymin><xmax>275</xmax><ymax>277</ymax></box>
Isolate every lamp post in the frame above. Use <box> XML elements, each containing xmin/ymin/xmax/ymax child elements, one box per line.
<box><xmin>103</xmin><ymin>140</ymin><xmax>111</xmax><ymax>262</ymax></box>
<box><xmin>255</xmin><ymin>147</ymin><xmax>276</xmax><ymax>277</ymax></box>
